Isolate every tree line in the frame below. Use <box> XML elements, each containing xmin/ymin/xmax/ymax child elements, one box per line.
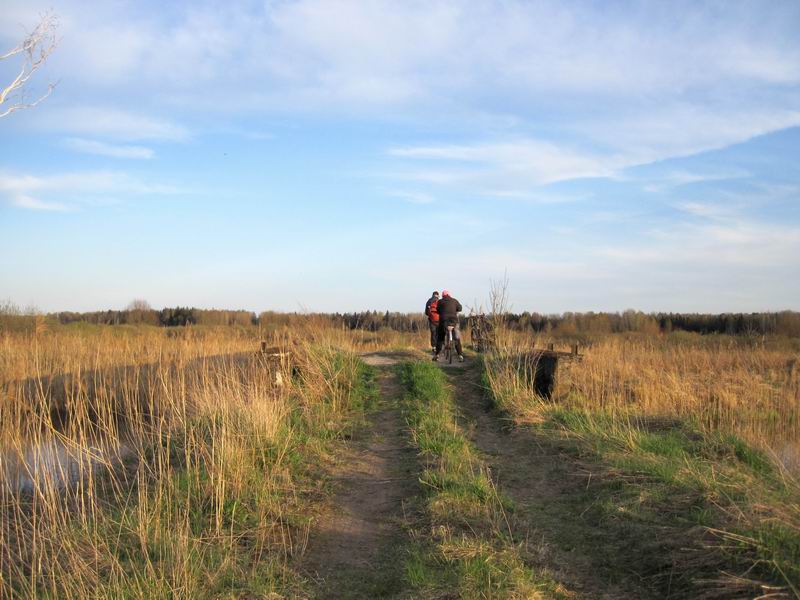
<box><xmin>50</xmin><ymin>308</ymin><xmax>800</xmax><ymax>337</ymax></box>
<box><xmin>324</xmin><ymin>309</ymin><xmax>800</xmax><ymax>337</ymax></box>
<box><xmin>502</xmin><ymin>310</ymin><xmax>800</xmax><ymax>337</ymax></box>
<box><xmin>54</xmin><ymin>307</ymin><xmax>257</xmax><ymax>327</ymax></box>
<box><xmin>2</xmin><ymin>302</ymin><xmax>799</xmax><ymax>337</ymax></box>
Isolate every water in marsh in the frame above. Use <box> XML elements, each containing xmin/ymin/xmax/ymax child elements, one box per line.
<box><xmin>777</xmin><ymin>441</ymin><xmax>800</xmax><ymax>474</ymax></box>
<box><xmin>1</xmin><ymin>437</ymin><xmax>131</xmax><ymax>493</ymax></box>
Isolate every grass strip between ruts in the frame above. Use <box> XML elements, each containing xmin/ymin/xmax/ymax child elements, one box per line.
<box><xmin>398</xmin><ymin>360</ymin><xmax>570</xmax><ymax>599</ymax></box>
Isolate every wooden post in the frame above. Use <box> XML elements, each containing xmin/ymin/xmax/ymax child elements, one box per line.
<box><xmin>572</xmin><ymin>343</ymin><xmax>579</xmax><ymax>356</ymax></box>
<box><xmin>547</xmin><ymin>342</ymin><xmax>554</xmax><ymax>352</ymax></box>
<box><xmin>260</xmin><ymin>340</ymin><xmax>267</xmax><ymax>353</ymax></box>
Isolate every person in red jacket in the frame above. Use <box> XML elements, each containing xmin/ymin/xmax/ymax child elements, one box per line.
<box><xmin>424</xmin><ymin>291</ymin><xmax>440</xmax><ymax>353</ymax></box>
<box><xmin>433</xmin><ymin>290</ymin><xmax>464</xmax><ymax>362</ymax></box>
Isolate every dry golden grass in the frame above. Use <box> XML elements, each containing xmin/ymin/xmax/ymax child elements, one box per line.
<box><xmin>0</xmin><ymin>324</ymin><xmax>376</xmax><ymax>598</ymax></box>
<box><xmin>486</xmin><ymin>331</ymin><xmax>800</xmax><ymax>459</ymax></box>
<box><xmin>4</xmin><ymin>319</ymin><xmax>796</xmax><ymax>596</ymax></box>
<box><xmin>483</xmin><ymin>328</ymin><xmax>800</xmax><ymax>594</ymax></box>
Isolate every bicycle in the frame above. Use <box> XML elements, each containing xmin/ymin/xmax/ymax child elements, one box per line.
<box><xmin>444</xmin><ymin>324</ymin><xmax>456</xmax><ymax>364</ymax></box>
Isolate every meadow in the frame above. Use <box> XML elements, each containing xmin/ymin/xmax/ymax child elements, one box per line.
<box><xmin>0</xmin><ymin>319</ymin><xmax>798</xmax><ymax>598</ymax></box>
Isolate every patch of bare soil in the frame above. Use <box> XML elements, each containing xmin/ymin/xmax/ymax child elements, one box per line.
<box><xmin>434</xmin><ymin>355</ymin><xmax>473</xmax><ymax>370</ymax></box>
<box><xmin>301</xmin><ymin>370</ymin><xmax>418</xmax><ymax>599</ymax></box>
<box><xmin>447</xmin><ymin>366</ymin><xmax>656</xmax><ymax>600</ymax></box>
<box><xmin>360</xmin><ymin>351</ymin><xmax>418</xmax><ymax>366</ymax></box>
<box><xmin>361</xmin><ymin>350</ymin><xmax>475</xmax><ymax>370</ymax></box>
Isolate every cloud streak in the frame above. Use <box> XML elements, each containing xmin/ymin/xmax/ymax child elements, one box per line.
<box><xmin>0</xmin><ymin>170</ymin><xmax>184</xmax><ymax>211</ymax></box>
<box><xmin>34</xmin><ymin>107</ymin><xmax>190</xmax><ymax>142</ymax></box>
<box><xmin>10</xmin><ymin>195</ymin><xmax>70</xmax><ymax>212</ymax></box>
<box><xmin>63</xmin><ymin>138</ymin><xmax>155</xmax><ymax>159</ymax></box>
<box><xmin>390</xmin><ymin>139</ymin><xmax>618</xmax><ymax>186</ymax></box>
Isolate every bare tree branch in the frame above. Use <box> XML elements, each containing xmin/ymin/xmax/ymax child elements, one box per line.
<box><xmin>0</xmin><ymin>12</ymin><xmax>59</xmax><ymax>118</ymax></box>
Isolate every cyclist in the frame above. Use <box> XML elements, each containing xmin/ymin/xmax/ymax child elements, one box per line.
<box><xmin>433</xmin><ymin>290</ymin><xmax>464</xmax><ymax>362</ymax></box>
<box><xmin>424</xmin><ymin>291</ymin><xmax>441</xmax><ymax>354</ymax></box>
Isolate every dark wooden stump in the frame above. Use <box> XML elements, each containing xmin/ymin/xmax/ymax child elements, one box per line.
<box><xmin>519</xmin><ymin>346</ymin><xmax>581</xmax><ymax>399</ymax></box>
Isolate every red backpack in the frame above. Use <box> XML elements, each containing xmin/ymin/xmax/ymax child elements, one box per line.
<box><xmin>429</xmin><ymin>299</ymin><xmax>440</xmax><ymax>322</ymax></box>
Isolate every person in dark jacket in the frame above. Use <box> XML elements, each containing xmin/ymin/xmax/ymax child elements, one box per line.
<box><xmin>424</xmin><ymin>291</ymin><xmax>440</xmax><ymax>352</ymax></box>
<box><xmin>433</xmin><ymin>290</ymin><xmax>464</xmax><ymax>361</ymax></box>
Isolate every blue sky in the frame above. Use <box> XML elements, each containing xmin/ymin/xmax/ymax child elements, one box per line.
<box><xmin>1</xmin><ymin>0</ymin><xmax>799</xmax><ymax>314</ymax></box>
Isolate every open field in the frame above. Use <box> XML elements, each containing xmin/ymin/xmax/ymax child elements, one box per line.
<box><xmin>4</xmin><ymin>3</ymin><xmax>799</xmax><ymax>597</ymax></box>
<box><xmin>0</xmin><ymin>322</ymin><xmax>798</xmax><ymax>598</ymax></box>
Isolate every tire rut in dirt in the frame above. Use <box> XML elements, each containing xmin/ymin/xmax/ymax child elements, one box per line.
<box><xmin>302</xmin><ymin>370</ymin><xmax>417</xmax><ymax>599</ymax></box>
<box><xmin>446</xmin><ymin>366</ymin><xmax>657</xmax><ymax>600</ymax></box>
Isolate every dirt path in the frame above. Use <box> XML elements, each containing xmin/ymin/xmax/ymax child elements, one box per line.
<box><xmin>444</xmin><ymin>364</ymin><xmax>656</xmax><ymax>600</ymax></box>
<box><xmin>302</xmin><ymin>360</ymin><xmax>417</xmax><ymax>599</ymax></box>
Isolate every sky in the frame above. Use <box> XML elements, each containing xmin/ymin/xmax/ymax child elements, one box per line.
<box><xmin>1</xmin><ymin>0</ymin><xmax>799</xmax><ymax>314</ymax></box>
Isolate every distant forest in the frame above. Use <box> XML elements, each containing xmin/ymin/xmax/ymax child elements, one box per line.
<box><xmin>2</xmin><ymin>303</ymin><xmax>799</xmax><ymax>337</ymax></box>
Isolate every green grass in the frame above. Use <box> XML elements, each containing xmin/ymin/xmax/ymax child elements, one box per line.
<box><xmin>398</xmin><ymin>360</ymin><xmax>569</xmax><ymax>599</ymax></box>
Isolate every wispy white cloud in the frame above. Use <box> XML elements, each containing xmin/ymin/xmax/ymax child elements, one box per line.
<box><xmin>217</xmin><ymin>128</ymin><xmax>274</xmax><ymax>141</ymax></box>
<box><xmin>389</xmin><ymin>139</ymin><xmax>618</xmax><ymax>188</ymax></box>
<box><xmin>576</xmin><ymin>107</ymin><xmax>800</xmax><ymax>165</ymax></box>
<box><xmin>0</xmin><ymin>171</ymin><xmax>181</xmax><ymax>195</ymax></box>
<box><xmin>35</xmin><ymin>107</ymin><xmax>189</xmax><ymax>142</ymax></box>
<box><xmin>477</xmin><ymin>189</ymin><xmax>587</xmax><ymax>204</ymax></box>
<box><xmin>674</xmin><ymin>202</ymin><xmax>732</xmax><ymax>219</ymax></box>
<box><xmin>0</xmin><ymin>170</ymin><xmax>184</xmax><ymax>211</ymax></box>
<box><xmin>639</xmin><ymin>168</ymin><xmax>751</xmax><ymax>193</ymax></box>
<box><xmin>63</xmin><ymin>138</ymin><xmax>154</xmax><ymax>159</ymax></box>
<box><xmin>386</xmin><ymin>107</ymin><xmax>799</xmax><ymax>194</ymax></box>
<box><xmin>600</xmin><ymin>221</ymin><xmax>800</xmax><ymax>269</ymax></box>
<box><xmin>10</xmin><ymin>195</ymin><xmax>70</xmax><ymax>212</ymax></box>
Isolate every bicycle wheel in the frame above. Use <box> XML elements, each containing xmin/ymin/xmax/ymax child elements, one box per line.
<box><xmin>448</xmin><ymin>332</ymin><xmax>454</xmax><ymax>364</ymax></box>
